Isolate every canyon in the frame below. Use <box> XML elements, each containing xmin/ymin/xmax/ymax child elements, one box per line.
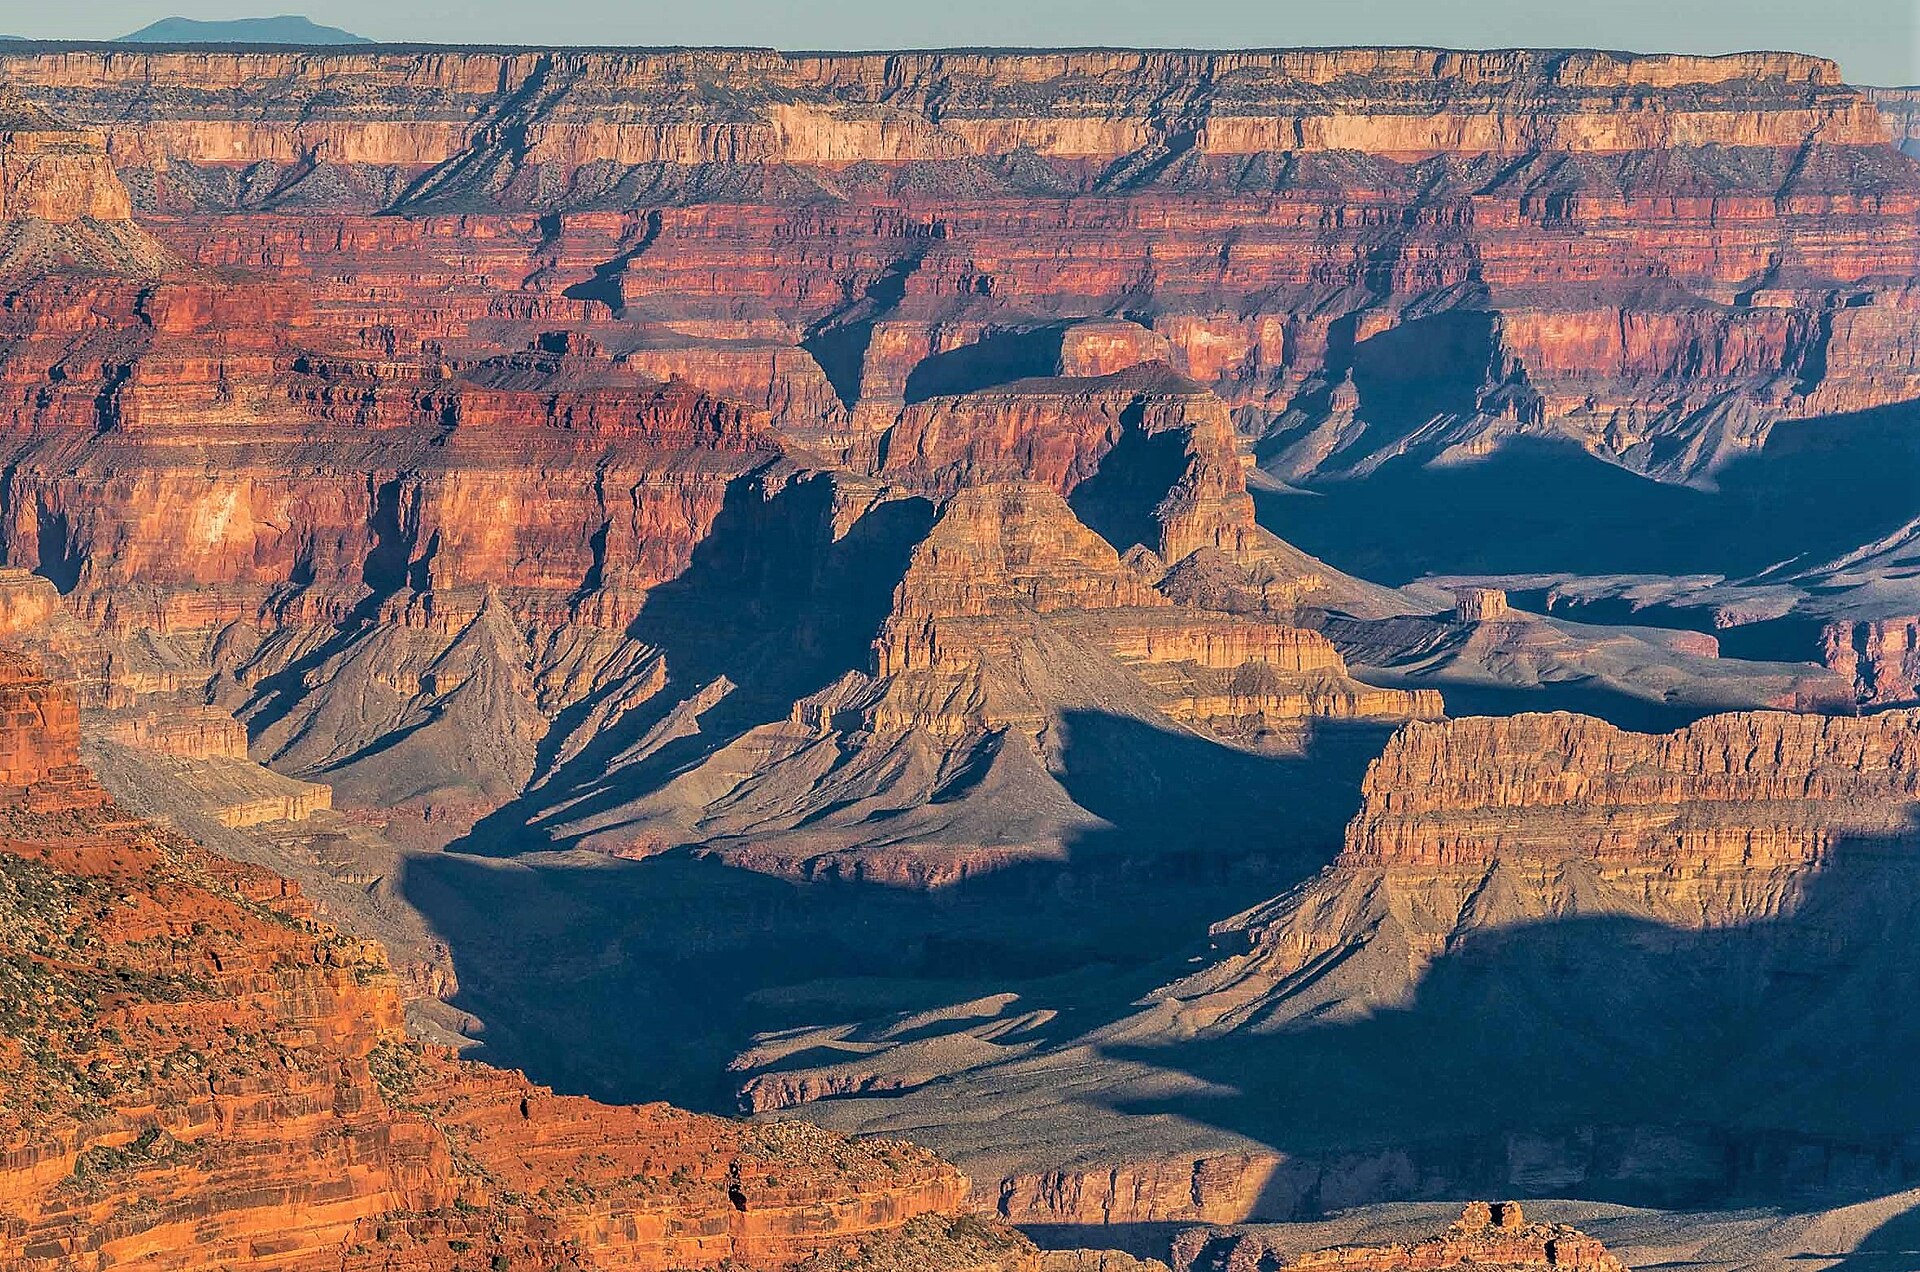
<box><xmin>0</xmin><ymin>38</ymin><xmax>1917</xmax><ymax>1271</ymax></box>
<box><xmin>0</xmin><ymin>651</ymin><xmax>986</xmax><ymax>1270</ymax></box>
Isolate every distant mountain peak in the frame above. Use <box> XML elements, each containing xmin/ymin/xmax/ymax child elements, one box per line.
<box><xmin>114</xmin><ymin>15</ymin><xmax>372</xmax><ymax>45</ymax></box>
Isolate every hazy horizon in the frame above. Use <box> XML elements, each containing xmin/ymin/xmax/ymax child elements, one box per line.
<box><xmin>4</xmin><ymin>0</ymin><xmax>1917</xmax><ymax>85</ymax></box>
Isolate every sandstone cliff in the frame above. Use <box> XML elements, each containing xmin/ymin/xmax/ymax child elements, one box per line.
<box><xmin>1156</xmin><ymin>707</ymin><xmax>1920</xmax><ymax>1035</ymax></box>
<box><xmin>0</xmin><ymin>89</ymin><xmax>169</xmax><ymax>274</ymax></box>
<box><xmin>0</xmin><ymin>48</ymin><xmax>1883</xmax><ymax>201</ymax></box>
<box><xmin>0</xmin><ymin>46</ymin><xmax>1911</xmax><ymax>489</ymax></box>
<box><xmin>0</xmin><ymin>654</ymin><xmax>976</xmax><ymax>1271</ymax></box>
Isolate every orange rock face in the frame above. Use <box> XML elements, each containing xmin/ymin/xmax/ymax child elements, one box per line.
<box><xmin>1822</xmin><ymin>615</ymin><xmax>1920</xmax><ymax>705</ymax></box>
<box><xmin>0</xmin><ymin>47</ymin><xmax>1912</xmax><ymax>486</ymax></box>
<box><xmin>1171</xmin><ymin>1203</ymin><xmax>1627</xmax><ymax>1272</ymax></box>
<box><xmin>1159</xmin><ymin>707</ymin><xmax>1920</xmax><ymax>1027</ymax></box>
<box><xmin>0</xmin><ymin>48</ymin><xmax>1884</xmax><ymax>177</ymax></box>
<box><xmin>0</xmin><ymin>657</ymin><xmax>970</xmax><ymax>1271</ymax></box>
<box><xmin>0</xmin><ymin>651</ymin><xmax>83</xmax><ymax>786</ymax></box>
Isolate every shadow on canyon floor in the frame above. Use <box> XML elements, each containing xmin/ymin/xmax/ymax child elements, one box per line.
<box><xmin>1093</xmin><ymin>810</ymin><xmax>1920</xmax><ymax>1219</ymax></box>
<box><xmin>1257</xmin><ymin>400</ymin><xmax>1920</xmax><ymax>584</ymax></box>
<box><xmin>404</xmin><ymin>710</ymin><xmax>1387</xmax><ymax>1113</ymax></box>
<box><xmin>1832</xmin><ymin>1197</ymin><xmax>1920</xmax><ymax>1271</ymax></box>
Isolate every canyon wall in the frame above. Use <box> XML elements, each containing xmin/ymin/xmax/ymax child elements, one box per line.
<box><xmin>1870</xmin><ymin>86</ymin><xmax>1920</xmax><ymax>155</ymax></box>
<box><xmin>0</xmin><ymin>48</ymin><xmax>1885</xmax><ymax>189</ymax></box>
<box><xmin>1171</xmin><ymin>1203</ymin><xmax>1626</xmax><ymax>1272</ymax></box>
<box><xmin>1344</xmin><ymin>708</ymin><xmax>1920</xmax><ymax>868</ymax></box>
<box><xmin>0</xmin><ymin>47</ymin><xmax>1914</xmax><ymax>491</ymax></box>
<box><xmin>1167</xmin><ymin>707</ymin><xmax>1920</xmax><ymax>1034</ymax></box>
<box><xmin>0</xmin><ymin>653</ymin><xmax>981</xmax><ymax>1272</ymax></box>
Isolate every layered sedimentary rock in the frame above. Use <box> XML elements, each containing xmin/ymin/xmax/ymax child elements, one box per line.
<box><xmin>1822</xmin><ymin>615</ymin><xmax>1920</xmax><ymax>704</ymax></box>
<box><xmin>790</xmin><ymin>705</ymin><xmax>1920</xmax><ymax>1228</ymax></box>
<box><xmin>1162</xmin><ymin>707</ymin><xmax>1920</xmax><ymax>1033</ymax></box>
<box><xmin>0</xmin><ymin>42</ymin><xmax>1916</xmax><ymax>1241</ymax></box>
<box><xmin>0</xmin><ymin>89</ymin><xmax>169</xmax><ymax>275</ymax></box>
<box><xmin>1343</xmin><ymin>708</ymin><xmax>1920</xmax><ymax>868</ymax></box>
<box><xmin>1171</xmin><ymin>1203</ymin><xmax>1626</xmax><ymax>1272</ymax></box>
<box><xmin>0</xmin><ymin>91</ymin><xmax>128</xmax><ymax>223</ymax></box>
<box><xmin>548</xmin><ymin>475</ymin><xmax>1434</xmax><ymax>884</ymax></box>
<box><xmin>794</xmin><ymin>1214</ymin><xmax>1168</xmax><ymax>1272</ymax></box>
<box><xmin>0</xmin><ymin>47</ymin><xmax>1910</xmax><ymax>487</ymax></box>
<box><xmin>0</xmin><ymin>654</ymin><xmax>976</xmax><ymax>1271</ymax></box>
<box><xmin>0</xmin><ymin>48</ymin><xmax>1885</xmax><ymax>187</ymax></box>
<box><xmin>0</xmin><ymin>650</ymin><xmax>82</xmax><ymax>786</ymax></box>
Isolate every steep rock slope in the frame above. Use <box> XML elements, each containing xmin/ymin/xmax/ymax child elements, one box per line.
<box><xmin>0</xmin><ymin>654</ymin><xmax>978</xmax><ymax>1271</ymax></box>
<box><xmin>0</xmin><ymin>88</ymin><xmax>170</xmax><ymax>274</ymax></box>
<box><xmin>1869</xmin><ymin>86</ymin><xmax>1920</xmax><ymax>155</ymax></box>
<box><xmin>768</xmin><ymin>707</ymin><xmax>1920</xmax><ymax>1228</ymax></box>
<box><xmin>0</xmin><ymin>47</ymin><xmax>1912</xmax><ymax>490</ymax></box>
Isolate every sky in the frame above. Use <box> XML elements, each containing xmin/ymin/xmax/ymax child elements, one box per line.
<box><xmin>6</xmin><ymin>0</ymin><xmax>1918</xmax><ymax>86</ymax></box>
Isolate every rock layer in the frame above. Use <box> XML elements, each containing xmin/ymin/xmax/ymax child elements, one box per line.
<box><xmin>1171</xmin><ymin>1203</ymin><xmax>1626</xmax><ymax>1272</ymax></box>
<box><xmin>0</xmin><ymin>655</ymin><xmax>973</xmax><ymax>1271</ymax></box>
<box><xmin>0</xmin><ymin>42</ymin><xmax>1916</xmax><ymax>1241</ymax></box>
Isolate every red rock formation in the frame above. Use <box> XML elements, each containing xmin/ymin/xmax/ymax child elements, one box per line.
<box><xmin>95</xmin><ymin>706</ymin><xmax>249</xmax><ymax>759</ymax></box>
<box><xmin>0</xmin><ymin>48</ymin><xmax>1883</xmax><ymax>185</ymax></box>
<box><xmin>1171</xmin><ymin>1203</ymin><xmax>1626</xmax><ymax>1272</ymax></box>
<box><xmin>0</xmin><ymin>655</ymin><xmax>974</xmax><ymax>1271</ymax></box>
<box><xmin>0</xmin><ymin>47</ymin><xmax>1908</xmax><ymax>485</ymax></box>
<box><xmin>0</xmin><ymin>93</ymin><xmax>129</xmax><ymax>224</ymax></box>
<box><xmin>997</xmin><ymin>1154</ymin><xmax>1295</xmax><ymax>1230</ymax></box>
<box><xmin>1822</xmin><ymin>615</ymin><xmax>1920</xmax><ymax>705</ymax></box>
<box><xmin>1130</xmin><ymin>706</ymin><xmax>1920</xmax><ymax>1060</ymax></box>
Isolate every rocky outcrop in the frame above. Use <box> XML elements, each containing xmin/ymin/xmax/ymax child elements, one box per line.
<box><xmin>998</xmin><ymin>1154</ymin><xmax>1298</xmax><ymax>1229</ymax></box>
<box><xmin>0</xmin><ymin>90</ymin><xmax>169</xmax><ymax>275</ymax></box>
<box><xmin>794</xmin><ymin>1213</ymin><xmax>1168</xmax><ymax>1272</ymax></box>
<box><xmin>0</xmin><ymin>651</ymin><xmax>83</xmax><ymax>787</ymax></box>
<box><xmin>1171</xmin><ymin>1203</ymin><xmax>1626</xmax><ymax>1272</ymax></box>
<box><xmin>1822</xmin><ymin>615</ymin><xmax>1920</xmax><ymax>704</ymax></box>
<box><xmin>0</xmin><ymin>91</ymin><xmax>129</xmax><ymax>223</ymax></box>
<box><xmin>552</xmin><ymin>477</ymin><xmax>1433</xmax><ymax>884</ymax></box>
<box><xmin>95</xmin><ymin>706</ymin><xmax>248</xmax><ymax>758</ymax></box>
<box><xmin>1344</xmin><ymin>709</ymin><xmax>1920</xmax><ymax>868</ymax></box>
<box><xmin>1449</xmin><ymin>587</ymin><xmax>1510</xmax><ymax>624</ymax></box>
<box><xmin>0</xmin><ymin>655</ymin><xmax>974</xmax><ymax>1271</ymax></box>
